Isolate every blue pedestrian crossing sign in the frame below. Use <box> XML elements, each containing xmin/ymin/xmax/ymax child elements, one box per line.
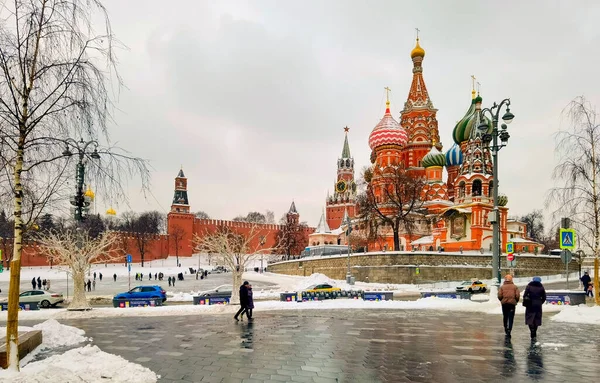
<box><xmin>559</xmin><ymin>229</ymin><xmax>576</xmax><ymax>250</ymax></box>
<box><xmin>506</xmin><ymin>242</ymin><xmax>514</xmax><ymax>254</ymax></box>
<box><xmin>126</xmin><ymin>254</ymin><xmax>132</xmax><ymax>263</ymax></box>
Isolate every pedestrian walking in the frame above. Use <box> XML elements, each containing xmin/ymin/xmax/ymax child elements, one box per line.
<box><xmin>92</xmin><ymin>280</ymin><xmax>96</xmax><ymax>290</ymax></box>
<box><xmin>37</xmin><ymin>277</ymin><xmax>42</xmax><ymax>290</ymax></box>
<box><xmin>86</xmin><ymin>279</ymin><xmax>92</xmax><ymax>292</ymax></box>
<box><xmin>172</xmin><ymin>276</ymin><xmax>175</xmax><ymax>286</ymax></box>
<box><xmin>581</xmin><ymin>271</ymin><xmax>593</xmax><ymax>297</ymax></box>
<box><xmin>246</xmin><ymin>284</ymin><xmax>254</xmax><ymax>319</ymax></box>
<box><xmin>498</xmin><ymin>274</ymin><xmax>520</xmax><ymax>337</ymax></box>
<box><xmin>149</xmin><ymin>272</ymin><xmax>152</xmax><ymax>280</ymax></box>
<box><xmin>113</xmin><ymin>273</ymin><xmax>117</xmax><ymax>282</ymax></box>
<box><xmin>168</xmin><ymin>276</ymin><xmax>172</xmax><ymax>287</ymax></box>
<box><xmin>42</xmin><ymin>279</ymin><xmax>47</xmax><ymax>289</ymax></box>
<box><xmin>523</xmin><ymin>276</ymin><xmax>546</xmax><ymax>341</ymax></box>
<box><xmin>31</xmin><ymin>277</ymin><xmax>36</xmax><ymax>290</ymax></box>
<box><xmin>46</xmin><ymin>279</ymin><xmax>51</xmax><ymax>291</ymax></box>
<box><xmin>234</xmin><ymin>281</ymin><xmax>250</xmax><ymax>321</ymax></box>
<box><xmin>154</xmin><ymin>273</ymin><xmax>157</xmax><ymax>280</ymax></box>
<box><xmin>93</xmin><ymin>272</ymin><xmax>96</xmax><ymax>280</ymax></box>
<box><xmin>99</xmin><ymin>273</ymin><xmax>103</xmax><ymax>281</ymax></box>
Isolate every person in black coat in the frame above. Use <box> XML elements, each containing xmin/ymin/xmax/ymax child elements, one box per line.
<box><xmin>523</xmin><ymin>276</ymin><xmax>546</xmax><ymax>341</ymax></box>
<box><xmin>581</xmin><ymin>271</ymin><xmax>592</xmax><ymax>297</ymax></box>
<box><xmin>246</xmin><ymin>284</ymin><xmax>255</xmax><ymax>320</ymax></box>
<box><xmin>234</xmin><ymin>281</ymin><xmax>250</xmax><ymax>321</ymax></box>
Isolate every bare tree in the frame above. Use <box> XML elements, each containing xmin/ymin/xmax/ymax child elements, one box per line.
<box><xmin>233</xmin><ymin>211</ymin><xmax>266</xmax><ymax>223</ymax></box>
<box><xmin>170</xmin><ymin>224</ymin><xmax>185</xmax><ymax>266</ymax></box>
<box><xmin>0</xmin><ymin>1</ymin><xmax>150</xmax><ymax>367</ymax></box>
<box><xmin>546</xmin><ymin>96</ymin><xmax>600</xmax><ymax>305</ymax></box>
<box><xmin>357</xmin><ymin>166</ymin><xmax>426</xmax><ymax>251</ymax></box>
<box><xmin>265</xmin><ymin>210</ymin><xmax>275</xmax><ymax>224</ymax></box>
<box><xmin>118</xmin><ymin>211</ymin><xmax>163</xmax><ymax>267</ymax></box>
<box><xmin>192</xmin><ymin>224</ymin><xmax>279</xmax><ymax>304</ymax></box>
<box><xmin>275</xmin><ymin>219</ymin><xmax>308</xmax><ymax>259</ymax></box>
<box><xmin>194</xmin><ymin>211</ymin><xmax>210</xmax><ymax>220</ymax></box>
<box><xmin>520</xmin><ymin>210</ymin><xmax>545</xmax><ymax>243</ymax></box>
<box><xmin>37</xmin><ymin>229</ymin><xmax>120</xmax><ymax>310</ymax></box>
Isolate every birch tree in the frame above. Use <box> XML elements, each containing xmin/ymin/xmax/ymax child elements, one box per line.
<box><xmin>0</xmin><ymin>0</ymin><xmax>149</xmax><ymax>368</ymax></box>
<box><xmin>546</xmin><ymin>96</ymin><xmax>600</xmax><ymax>305</ymax></box>
<box><xmin>193</xmin><ymin>225</ymin><xmax>280</xmax><ymax>304</ymax></box>
<box><xmin>37</xmin><ymin>229</ymin><xmax>120</xmax><ymax>309</ymax></box>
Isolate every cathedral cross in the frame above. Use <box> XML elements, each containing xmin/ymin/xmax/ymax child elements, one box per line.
<box><xmin>384</xmin><ymin>86</ymin><xmax>391</xmax><ymax>102</ymax></box>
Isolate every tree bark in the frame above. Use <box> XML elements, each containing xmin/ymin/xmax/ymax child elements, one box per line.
<box><xmin>393</xmin><ymin>225</ymin><xmax>400</xmax><ymax>251</ymax></box>
<box><xmin>230</xmin><ymin>269</ymin><xmax>243</xmax><ymax>305</ymax></box>
<box><xmin>69</xmin><ymin>269</ymin><xmax>90</xmax><ymax>310</ymax></box>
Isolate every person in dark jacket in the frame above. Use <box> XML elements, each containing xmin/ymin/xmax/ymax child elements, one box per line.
<box><xmin>31</xmin><ymin>277</ymin><xmax>36</xmax><ymax>290</ymax></box>
<box><xmin>581</xmin><ymin>271</ymin><xmax>592</xmax><ymax>297</ymax></box>
<box><xmin>498</xmin><ymin>274</ymin><xmax>520</xmax><ymax>337</ymax></box>
<box><xmin>113</xmin><ymin>273</ymin><xmax>117</xmax><ymax>282</ymax></box>
<box><xmin>523</xmin><ymin>276</ymin><xmax>546</xmax><ymax>341</ymax></box>
<box><xmin>245</xmin><ymin>284</ymin><xmax>255</xmax><ymax>320</ymax></box>
<box><xmin>37</xmin><ymin>277</ymin><xmax>42</xmax><ymax>289</ymax></box>
<box><xmin>234</xmin><ymin>281</ymin><xmax>250</xmax><ymax>321</ymax></box>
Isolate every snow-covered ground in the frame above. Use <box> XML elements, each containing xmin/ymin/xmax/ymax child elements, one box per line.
<box><xmin>551</xmin><ymin>305</ymin><xmax>600</xmax><ymax>325</ymax></box>
<box><xmin>0</xmin><ymin>319</ymin><xmax>158</xmax><ymax>382</ymax></box>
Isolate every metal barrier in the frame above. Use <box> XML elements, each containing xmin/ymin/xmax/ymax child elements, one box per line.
<box><xmin>0</xmin><ymin>302</ymin><xmax>39</xmax><ymax>311</ymax></box>
<box><xmin>112</xmin><ymin>298</ymin><xmax>163</xmax><ymax>308</ymax></box>
<box><xmin>193</xmin><ymin>296</ymin><xmax>230</xmax><ymax>305</ymax></box>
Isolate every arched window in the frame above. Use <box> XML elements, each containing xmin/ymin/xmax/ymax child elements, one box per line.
<box><xmin>472</xmin><ymin>180</ymin><xmax>482</xmax><ymax>196</ymax></box>
<box><xmin>488</xmin><ymin>181</ymin><xmax>494</xmax><ymax>197</ymax></box>
<box><xmin>458</xmin><ymin>181</ymin><xmax>466</xmax><ymax>198</ymax></box>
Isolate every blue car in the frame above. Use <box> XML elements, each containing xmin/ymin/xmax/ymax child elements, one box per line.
<box><xmin>114</xmin><ymin>285</ymin><xmax>167</xmax><ymax>302</ymax></box>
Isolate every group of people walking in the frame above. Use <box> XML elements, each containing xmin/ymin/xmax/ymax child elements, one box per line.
<box><xmin>498</xmin><ymin>275</ymin><xmax>546</xmax><ymax>341</ymax></box>
<box><xmin>233</xmin><ymin>281</ymin><xmax>254</xmax><ymax>321</ymax></box>
<box><xmin>31</xmin><ymin>277</ymin><xmax>51</xmax><ymax>291</ymax></box>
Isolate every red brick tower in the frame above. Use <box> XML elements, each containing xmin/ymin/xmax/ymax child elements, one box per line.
<box><xmin>326</xmin><ymin>127</ymin><xmax>357</xmax><ymax>229</ymax></box>
<box><xmin>400</xmin><ymin>36</ymin><xmax>441</xmax><ymax>172</ymax></box>
<box><xmin>167</xmin><ymin>168</ymin><xmax>194</xmax><ymax>257</ymax></box>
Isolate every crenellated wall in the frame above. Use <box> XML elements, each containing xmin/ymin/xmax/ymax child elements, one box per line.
<box><xmin>268</xmin><ymin>252</ymin><xmax>577</xmax><ymax>284</ymax></box>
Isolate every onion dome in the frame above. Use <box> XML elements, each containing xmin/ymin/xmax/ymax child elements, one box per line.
<box><xmin>84</xmin><ymin>185</ymin><xmax>95</xmax><ymax>200</ymax></box>
<box><xmin>411</xmin><ymin>37</ymin><xmax>425</xmax><ymax>59</ymax></box>
<box><xmin>445</xmin><ymin>143</ymin><xmax>463</xmax><ymax>167</ymax></box>
<box><xmin>452</xmin><ymin>95</ymin><xmax>492</xmax><ymax>145</ymax></box>
<box><xmin>422</xmin><ymin>145</ymin><xmax>445</xmax><ymax>168</ymax></box>
<box><xmin>497</xmin><ymin>194</ymin><xmax>508</xmax><ymax>207</ymax></box>
<box><xmin>368</xmin><ymin>99</ymin><xmax>408</xmax><ymax>150</ymax></box>
<box><xmin>106</xmin><ymin>207</ymin><xmax>117</xmax><ymax>216</ymax></box>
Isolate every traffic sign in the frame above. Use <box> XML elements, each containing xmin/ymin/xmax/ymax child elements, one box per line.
<box><xmin>506</xmin><ymin>242</ymin><xmax>514</xmax><ymax>254</ymax></box>
<box><xmin>507</xmin><ymin>253</ymin><xmax>515</xmax><ymax>262</ymax></box>
<box><xmin>126</xmin><ymin>254</ymin><xmax>132</xmax><ymax>263</ymax></box>
<box><xmin>560</xmin><ymin>249</ymin><xmax>573</xmax><ymax>264</ymax></box>
<box><xmin>559</xmin><ymin>229</ymin><xmax>576</xmax><ymax>250</ymax></box>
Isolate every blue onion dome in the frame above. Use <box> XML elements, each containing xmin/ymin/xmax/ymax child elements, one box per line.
<box><xmin>445</xmin><ymin>143</ymin><xmax>463</xmax><ymax>167</ymax></box>
<box><xmin>452</xmin><ymin>96</ymin><xmax>492</xmax><ymax>145</ymax></box>
<box><xmin>422</xmin><ymin>145</ymin><xmax>446</xmax><ymax>168</ymax></box>
<box><xmin>498</xmin><ymin>194</ymin><xmax>508</xmax><ymax>207</ymax></box>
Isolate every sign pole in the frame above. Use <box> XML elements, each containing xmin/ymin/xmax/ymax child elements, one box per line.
<box><xmin>566</xmin><ymin>258</ymin><xmax>569</xmax><ymax>290</ymax></box>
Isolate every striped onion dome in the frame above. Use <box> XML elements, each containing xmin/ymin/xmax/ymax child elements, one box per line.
<box><xmin>498</xmin><ymin>194</ymin><xmax>508</xmax><ymax>207</ymax></box>
<box><xmin>452</xmin><ymin>95</ymin><xmax>492</xmax><ymax>145</ymax></box>
<box><xmin>422</xmin><ymin>146</ymin><xmax>445</xmax><ymax>168</ymax></box>
<box><xmin>445</xmin><ymin>143</ymin><xmax>463</xmax><ymax>167</ymax></box>
<box><xmin>368</xmin><ymin>101</ymin><xmax>408</xmax><ymax>150</ymax></box>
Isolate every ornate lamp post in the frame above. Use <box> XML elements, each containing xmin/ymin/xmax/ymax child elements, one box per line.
<box><xmin>478</xmin><ymin>100</ymin><xmax>514</xmax><ymax>286</ymax></box>
<box><xmin>62</xmin><ymin>138</ymin><xmax>100</xmax><ymax>222</ymax></box>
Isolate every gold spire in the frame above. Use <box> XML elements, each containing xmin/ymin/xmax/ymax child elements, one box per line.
<box><xmin>84</xmin><ymin>185</ymin><xmax>95</xmax><ymax>200</ymax></box>
<box><xmin>106</xmin><ymin>206</ymin><xmax>116</xmax><ymax>216</ymax></box>
<box><xmin>410</xmin><ymin>28</ymin><xmax>425</xmax><ymax>59</ymax></box>
<box><xmin>384</xmin><ymin>86</ymin><xmax>391</xmax><ymax>111</ymax></box>
<box><xmin>471</xmin><ymin>75</ymin><xmax>476</xmax><ymax>99</ymax></box>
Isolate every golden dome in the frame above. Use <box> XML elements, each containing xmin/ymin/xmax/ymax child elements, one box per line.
<box><xmin>84</xmin><ymin>185</ymin><xmax>95</xmax><ymax>200</ymax></box>
<box><xmin>411</xmin><ymin>38</ymin><xmax>425</xmax><ymax>59</ymax></box>
<box><xmin>106</xmin><ymin>207</ymin><xmax>116</xmax><ymax>216</ymax></box>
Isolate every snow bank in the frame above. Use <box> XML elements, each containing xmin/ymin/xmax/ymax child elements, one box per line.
<box><xmin>551</xmin><ymin>305</ymin><xmax>600</xmax><ymax>325</ymax></box>
<box><xmin>33</xmin><ymin>319</ymin><xmax>88</xmax><ymax>348</ymax></box>
<box><xmin>1</xmin><ymin>345</ymin><xmax>158</xmax><ymax>383</ymax></box>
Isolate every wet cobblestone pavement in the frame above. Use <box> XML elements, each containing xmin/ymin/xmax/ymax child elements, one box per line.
<box><xmin>51</xmin><ymin>309</ymin><xmax>600</xmax><ymax>382</ymax></box>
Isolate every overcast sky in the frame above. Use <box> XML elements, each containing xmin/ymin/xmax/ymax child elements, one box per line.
<box><xmin>98</xmin><ymin>0</ymin><xmax>600</xmax><ymax>227</ymax></box>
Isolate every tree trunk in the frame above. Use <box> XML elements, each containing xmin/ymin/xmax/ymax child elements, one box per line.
<box><xmin>69</xmin><ymin>269</ymin><xmax>90</xmax><ymax>310</ymax></box>
<box><xmin>6</xmin><ymin>144</ymin><xmax>25</xmax><ymax>371</ymax></box>
<box><xmin>230</xmin><ymin>269</ymin><xmax>243</xmax><ymax>305</ymax></box>
<box><xmin>393</xmin><ymin>226</ymin><xmax>400</xmax><ymax>251</ymax></box>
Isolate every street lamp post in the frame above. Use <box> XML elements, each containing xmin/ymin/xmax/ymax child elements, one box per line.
<box><xmin>62</xmin><ymin>138</ymin><xmax>100</xmax><ymax>222</ymax></box>
<box><xmin>478</xmin><ymin>99</ymin><xmax>514</xmax><ymax>286</ymax></box>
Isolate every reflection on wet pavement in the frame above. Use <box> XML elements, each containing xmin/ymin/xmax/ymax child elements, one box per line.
<box><xmin>25</xmin><ymin>309</ymin><xmax>599</xmax><ymax>382</ymax></box>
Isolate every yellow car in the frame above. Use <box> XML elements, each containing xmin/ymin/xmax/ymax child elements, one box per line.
<box><xmin>455</xmin><ymin>280</ymin><xmax>487</xmax><ymax>293</ymax></box>
<box><xmin>304</xmin><ymin>283</ymin><xmax>341</xmax><ymax>293</ymax></box>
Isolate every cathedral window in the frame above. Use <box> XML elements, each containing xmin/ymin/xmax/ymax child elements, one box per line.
<box><xmin>458</xmin><ymin>181</ymin><xmax>466</xmax><ymax>198</ymax></box>
<box><xmin>472</xmin><ymin>180</ymin><xmax>482</xmax><ymax>196</ymax></box>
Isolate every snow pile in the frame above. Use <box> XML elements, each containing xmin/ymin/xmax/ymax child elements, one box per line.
<box><xmin>551</xmin><ymin>305</ymin><xmax>600</xmax><ymax>325</ymax></box>
<box><xmin>33</xmin><ymin>319</ymin><xmax>88</xmax><ymax>348</ymax></box>
<box><xmin>1</xmin><ymin>345</ymin><xmax>158</xmax><ymax>383</ymax></box>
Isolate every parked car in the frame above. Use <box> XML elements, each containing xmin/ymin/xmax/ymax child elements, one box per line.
<box><xmin>18</xmin><ymin>290</ymin><xmax>64</xmax><ymax>308</ymax></box>
<box><xmin>197</xmin><ymin>284</ymin><xmax>233</xmax><ymax>298</ymax></box>
<box><xmin>303</xmin><ymin>283</ymin><xmax>341</xmax><ymax>293</ymax></box>
<box><xmin>455</xmin><ymin>280</ymin><xmax>487</xmax><ymax>293</ymax></box>
<box><xmin>114</xmin><ymin>286</ymin><xmax>167</xmax><ymax>302</ymax></box>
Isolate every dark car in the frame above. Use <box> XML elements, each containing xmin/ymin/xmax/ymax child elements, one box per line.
<box><xmin>114</xmin><ymin>285</ymin><xmax>167</xmax><ymax>302</ymax></box>
<box><xmin>197</xmin><ymin>284</ymin><xmax>233</xmax><ymax>299</ymax></box>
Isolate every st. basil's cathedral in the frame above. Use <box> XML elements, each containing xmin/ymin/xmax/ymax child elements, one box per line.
<box><xmin>310</xmin><ymin>37</ymin><xmax>541</xmax><ymax>255</ymax></box>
